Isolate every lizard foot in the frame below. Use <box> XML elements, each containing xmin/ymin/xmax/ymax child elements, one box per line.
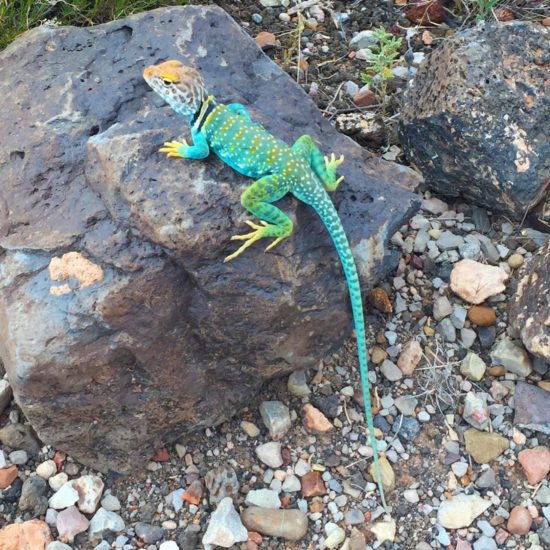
<box><xmin>224</xmin><ymin>220</ymin><xmax>288</xmax><ymax>262</ymax></box>
<box><xmin>159</xmin><ymin>139</ymin><xmax>188</xmax><ymax>158</ymax></box>
<box><xmin>324</xmin><ymin>152</ymin><xmax>344</xmax><ymax>172</ymax></box>
<box><xmin>323</xmin><ymin>153</ymin><xmax>345</xmax><ymax>191</ymax></box>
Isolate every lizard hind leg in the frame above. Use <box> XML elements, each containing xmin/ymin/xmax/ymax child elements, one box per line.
<box><xmin>224</xmin><ymin>175</ymin><xmax>293</xmax><ymax>262</ymax></box>
<box><xmin>291</xmin><ymin>134</ymin><xmax>344</xmax><ymax>192</ymax></box>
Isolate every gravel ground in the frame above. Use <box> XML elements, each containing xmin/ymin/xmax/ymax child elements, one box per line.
<box><xmin>1</xmin><ymin>2</ymin><xmax>550</xmax><ymax>550</ymax></box>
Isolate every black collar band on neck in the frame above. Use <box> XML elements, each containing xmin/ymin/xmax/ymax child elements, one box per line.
<box><xmin>192</xmin><ymin>96</ymin><xmax>217</xmax><ymax>131</ymax></box>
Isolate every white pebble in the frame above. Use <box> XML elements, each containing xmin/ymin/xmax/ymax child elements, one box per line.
<box><xmin>36</xmin><ymin>460</ymin><xmax>57</xmax><ymax>480</ymax></box>
<box><xmin>403</xmin><ymin>489</ymin><xmax>419</xmax><ymax>503</ymax></box>
<box><xmin>417</xmin><ymin>411</ymin><xmax>430</xmax><ymax>422</ymax></box>
<box><xmin>49</xmin><ymin>472</ymin><xmax>69</xmax><ymax>491</ymax></box>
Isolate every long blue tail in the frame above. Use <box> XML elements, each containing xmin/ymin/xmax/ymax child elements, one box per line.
<box><xmin>309</xmin><ymin>190</ymin><xmax>387</xmax><ymax>509</ymax></box>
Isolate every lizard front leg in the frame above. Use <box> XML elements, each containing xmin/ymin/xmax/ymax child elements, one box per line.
<box><xmin>227</xmin><ymin>103</ymin><xmax>252</xmax><ymax>121</ymax></box>
<box><xmin>160</xmin><ymin>128</ymin><xmax>210</xmax><ymax>160</ymax></box>
<box><xmin>225</xmin><ymin>174</ymin><xmax>293</xmax><ymax>262</ymax></box>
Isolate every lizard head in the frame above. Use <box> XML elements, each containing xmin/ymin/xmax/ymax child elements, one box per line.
<box><xmin>143</xmin><ymin>60</ymin><xmax>207</xmax><ymax>116</ymax></box>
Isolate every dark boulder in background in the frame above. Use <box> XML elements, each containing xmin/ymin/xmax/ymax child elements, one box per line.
<box><xmin>399</xmin><ymin>22</ymin><xmax>549</xmax><ymax>222</ymax></box>
<box><xmin>0</xmin><ymin>5</ymin><xmax>420</xmax><ymax>472</ymax></box>
<box><xmin>509</xmin><ymin>240</ymin><xmax>549</xmax><ymax>365</ymax></box>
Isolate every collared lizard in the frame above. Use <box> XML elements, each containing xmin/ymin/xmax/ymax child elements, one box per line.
<box><xmin>143</xmin><ymin>60</ymin><xmax>387</xmax><ymax>508</ymax></box>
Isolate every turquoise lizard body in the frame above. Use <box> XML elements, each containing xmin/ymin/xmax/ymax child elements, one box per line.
<box><xmin>143</xmin><ymin>60</ymin><xmax>387</xmax><ymax>508</ymax></box>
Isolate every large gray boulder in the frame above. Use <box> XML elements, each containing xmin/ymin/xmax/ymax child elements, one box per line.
<box><xmin>0</xmin><ymin>5</ymin><xmax>420</xmax><ymax>472</ymax></box>
<box><xmin>399</xmin><ymin>22</ymin><xmax>549</xmax><ymax>220</ymax></box>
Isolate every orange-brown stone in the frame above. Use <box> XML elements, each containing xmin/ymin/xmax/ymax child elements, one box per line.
<box><xmin>255</xmin><ymin>32</ymin><xmax>279</xmax><ymax>50</ymax></box>
<box><xmin>0</xmin><ymin>466</ymin><xmax>18</xmax><ymax>490</ymax></box>
<box><xmin>303</xmin><ymin>404</ymin><xmax>333</xmax><ymax>434</ymax></box>
<box><xmin>182</xmin><ymin>479</ymin><xmax>203</xmax><ymax>505</ymax></box>
<box><xmin>0</xmin><ymin>520</ymin><xmax>52</xmax><ymax>549</ymax></box>
<box><xmin>368</xmin><ymin>288</ymin><xmax>393</xmax><ymax>313</ymax></box>
<box><xmin>300</xmin><ymin>471</ymin><xmax>327</xmax><ymax>498</ymax></box>
<box><xmin>467</xmin><ymin>306</ymin><xmax>496</xmax><ymax>326</ymax></box>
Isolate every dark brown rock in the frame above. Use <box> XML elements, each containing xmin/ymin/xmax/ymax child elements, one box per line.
<box><xmin>509</xmin><ymin>240</ymin><xmax>549</xmax><ymax>362</ymax></box>
<box><xmin>0</xmin><ymin>5</ymin><xmax>420</xmax><ymax>473</ymax></box>
<box><xmin>405</xmin><ymin>0</ymin><xmax>445</xmax><ymax>25</ymax></box>
<box><xmin>400</xmin><ymin>22</ymin><xmax>549</xmax><ymax>219</ymax></box>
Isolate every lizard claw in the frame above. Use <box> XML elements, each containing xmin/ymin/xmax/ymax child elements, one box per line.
<box><xmin>324</xmin><ymin>152</ymin><xmax>345</xmax><ymax>171</ymax></box>
<box><xmin>159</xmin><ymin>139</ymin><xmax>188</xmax><ymax>158</ymax></box>
<box><xmin>265</xmin><ymin>237</ymin><xmax>285</xmax><ymax>252</ymax></box>
<box><xmin>224</xmin><ymin>220</ymin><xmax>270</xmax><ymax>262</ymax></box>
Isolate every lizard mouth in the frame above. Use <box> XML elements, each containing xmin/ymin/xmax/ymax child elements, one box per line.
<box><xmin>143</xmin><ymin>66</ymin><xmax>154</xmax><ymax>80</ymax></box>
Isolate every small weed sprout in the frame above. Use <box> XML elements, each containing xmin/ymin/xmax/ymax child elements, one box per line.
<box><xmin>471</xmin><ymin>0</ymin><xmax>502</xmax><ymax>22</ymax></box>
<box><xmin>360</xmin><ymin>26</ymin><xmax>403</xmax><ymax>104</ymax></box>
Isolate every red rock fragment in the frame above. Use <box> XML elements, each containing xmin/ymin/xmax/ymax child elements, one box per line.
<box><xmin>300</xmin><ymin>471</ymin><xmax>327</xmax><ymax>498</ymax></box>
<box><xmin>182</xmin><ymin>479</ymin><xmax>203</xmax><ymax>505</ymax></box>
<box><xmin>405</xmin><ymin>0</ymin><xmax>445</xmax><ymax>25</ymax></box>
<box><xmin>151</xmin><ymin>448</ymin><xmax>170</xmax><ymax>462</ymax></box>
<box><xmin>53</xmin><ymin>451</ymin><xmax>66</xmax><ymax>471</ymax></box>
<box><xmin>518</xmin><ymin>446</ymin><xmax>550</xmax><ymax>484</ymax></box>
<box><xmin>0</xmin><ymin>465</ymin><xmax>18</xmax><ymax>489</ymax></box>
<box><xmin>353</xmin><ymin>88</ymin><xmax>376</xmax><ymax>107</ymax></box>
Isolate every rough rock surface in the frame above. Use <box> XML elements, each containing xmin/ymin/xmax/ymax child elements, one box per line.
<box><xmin>514</xmin><ymin>382</ymin><xmax>550</xmax><ymax>434</ymax></box>
<box><xmin>0</xmin><ymin>5</ymin><xmax>420</xmax><ymax>472</ymax></box>
<box><xmin>399</xmin><ymin>22</ymin><xmax>549</xmax><ymax>219</ymax></box>
<box><xmin>509</xmin><ymin>240</ymin><xmax>549</xmax><ymax>363</ymax></box>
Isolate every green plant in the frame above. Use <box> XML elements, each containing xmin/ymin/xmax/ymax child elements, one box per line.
<box><xmin>360</xmin><ymin>26</ymin><xmax>402</xmax><ymax>103</ymax></box>
<box><xmin>0</xmin><ymin>0</ymin><xmax>188</xmax><ymax>50</ymax></box>
<box><xmin>471</xmin><ymin>0</ymin><xmax>502</xmax><ymax>21</ymax></box>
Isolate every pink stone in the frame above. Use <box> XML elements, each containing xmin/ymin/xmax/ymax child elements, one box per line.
<box><xmin>495</xmin><ymin>528</ymin><xmax>509</xmax><ymax>545</ymax></box>
<box><xmin>57</xmin><ymin>505</ymin><xmax>90</xmax><ymax>542</ymax></box>
<box><xmin>397</xmin><ymin>340</ymin><xmax>423</xmax><ymax>375</ymax></box>
<box><xmin>507</xmin><ymin>506</ymin><xmax>532</xmax><ymax>535</ymax></box>
<box><xmin>518</xmin><ymin>446</ymin><xmax>550</xmax><ymax>484</ymax></box>
<box><xmin>455</xmin><ymin>540</ymin><xmax>472</xmax><ymax>550</ymax></box>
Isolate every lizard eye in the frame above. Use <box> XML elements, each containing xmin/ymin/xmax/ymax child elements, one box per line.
<box><xmin>162</xmin><ymin>79</ymin><xmax>172</xmax><ymax>86</ymax></box>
